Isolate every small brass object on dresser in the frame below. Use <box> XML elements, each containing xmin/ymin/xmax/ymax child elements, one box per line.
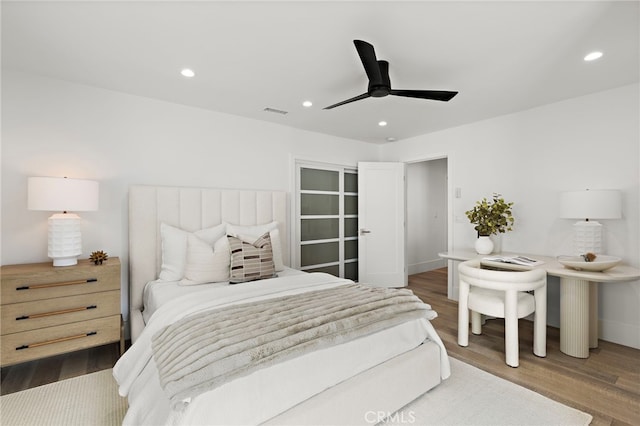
<box><xmin>89</xmin><ymin>250</ymin><xmax>109</xmax><ymax>265</ymax></box>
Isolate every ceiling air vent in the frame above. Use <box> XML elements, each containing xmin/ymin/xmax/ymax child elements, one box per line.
<box><xmin>263</xmin><ymin>107</ymin><xmax>288</xmax><ymax>115</ymax></box>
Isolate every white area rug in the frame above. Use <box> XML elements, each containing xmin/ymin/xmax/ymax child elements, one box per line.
<box><xmin>0</xmin><ymin>359</ymin><xmax>591</xmax><ymax>426</ymax></box>
<box><xmin>385</xmin><ymin>358</ymin><xmax>592</xmax><ymax>426</ymax></box>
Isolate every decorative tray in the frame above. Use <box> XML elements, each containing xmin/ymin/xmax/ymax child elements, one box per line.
<box><xmin>557</xmin><ymin>255</ymin><xmax>621</xmax><ymax>272</ymax></box>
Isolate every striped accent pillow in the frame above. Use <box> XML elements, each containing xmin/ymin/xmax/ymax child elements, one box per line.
<box><xmin>228</xmin><ymin>232</ymin><xmax>276</xmax><ymax>283</ymax></box>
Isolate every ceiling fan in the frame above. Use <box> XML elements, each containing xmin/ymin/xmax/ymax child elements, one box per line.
<box><xmin>324</xmin><ymin>40</ymin><xmax>458</xmax><ymax>110</ymax></box>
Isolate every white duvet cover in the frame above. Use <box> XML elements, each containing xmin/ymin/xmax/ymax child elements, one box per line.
<box><xmin>114</xmin><ymin>272</ymin><xmax>450</xmax><ymax>425</ymax></box>
<box><xmin>142</xmin><ymin>268</ymin><xmax>307</xmax><ymax>324</ymax></box>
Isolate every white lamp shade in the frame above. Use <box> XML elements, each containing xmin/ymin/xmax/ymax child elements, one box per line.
<box><xmin>28</xmin><ymin>177</ymin><xmax>99</xmax><ymax>212</ymax></box>
<box><xmin>559</xmin><ymin>190</ymin><xmax>621</xmax><ymax>220</ymax></box>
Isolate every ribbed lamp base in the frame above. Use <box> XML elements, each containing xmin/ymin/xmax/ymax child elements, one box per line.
<box><xmin>48</xmin><ymin>213</ymin><xmax>82</xmax><ymax>267</ymax></box>
<box><xmin>573</xmin><ymin>220</ymin><xmax>602</xmax><ymax>254</ymax></box>
<box><xmin>52</xmin><ymin>256</ymin><xmax>80</xmax><ymax>267</ymax></box>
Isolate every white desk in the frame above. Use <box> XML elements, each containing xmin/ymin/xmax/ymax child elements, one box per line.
<box><xmin>439</xmin><ymin>250</ymin><xmax>640</xmax><ymax>358</ymax></box>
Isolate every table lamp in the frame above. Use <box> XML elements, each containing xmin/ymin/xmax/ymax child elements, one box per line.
<box><xmin>559</xmin><ymin>189</ymin><xmax>621</xmax><ymax>254</ymax></box>
<box><xmin>28</xmin><ymin>177</ymin><xmax>99</xmax><ymax>266</ymax></box>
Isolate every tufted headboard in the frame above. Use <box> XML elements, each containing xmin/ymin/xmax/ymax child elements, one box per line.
<box><xmin>128</xmin><ymin>185</ymin><xmax>288</xmax><ymax>342</ymax></box>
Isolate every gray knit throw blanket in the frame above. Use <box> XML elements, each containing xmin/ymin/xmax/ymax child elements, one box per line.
<box><xmin>152</xmin><ymin>283</ymin><xmax>435</xmax><ymax>409</ymax></box>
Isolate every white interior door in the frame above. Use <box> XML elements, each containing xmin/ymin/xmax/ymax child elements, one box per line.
<box><xmin>358</xmin><ymin>162</ymin><xmax>407</xmax><ymax>287</ymax></box>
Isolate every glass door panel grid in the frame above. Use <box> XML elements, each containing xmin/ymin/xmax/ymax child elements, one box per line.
<box><xmin>296</xmin><ymin>164</ymin><xmax>358</xmax><ymax>281</ymax></box>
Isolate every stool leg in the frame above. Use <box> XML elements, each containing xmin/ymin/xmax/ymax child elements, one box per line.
<box><xmin>504</xmin><ymin>290</ymin><xmax>519</xmax><ymax>367</ymax></box>
<box><xmin>471</xmin><ymin>311</ymin><xmax>482</xmax><ymax>335</ymax></box>
<box><xmin>533</xmin><ymin>285</ymin><xmax>547</xmax><ymax>357</ymax></box>
<box><xmin>458</xmin><ymin>281</ymin><xmax>470</xmax><ymax>347</ymax></box>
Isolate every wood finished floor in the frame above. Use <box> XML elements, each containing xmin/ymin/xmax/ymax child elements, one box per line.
<box><xmin>1</xmin><ymin>268</ymin><xmax>638</xmax><ymax>425</ymax></box>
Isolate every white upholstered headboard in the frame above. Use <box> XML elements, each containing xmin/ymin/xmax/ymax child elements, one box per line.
<box><xmin>128</xmin><ymin>185</ymin><xmax>289</xmax><ymax>342</ymax></box>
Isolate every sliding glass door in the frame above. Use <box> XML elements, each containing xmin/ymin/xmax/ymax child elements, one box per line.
<box><xmin>295</xmin><ymin>162</ymin><xmax>358</xmax><ymax>281</ymax></box>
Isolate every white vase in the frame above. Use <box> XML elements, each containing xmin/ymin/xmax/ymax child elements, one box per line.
<box><xmin>475</xmin><ymin>236</ymin><xmax>494</xmax><ymax>255</ymax></box>
<box><xmin>490</xmin><ymin>234</ymin><xmax>502</xmax><ymax>253</ymax></box>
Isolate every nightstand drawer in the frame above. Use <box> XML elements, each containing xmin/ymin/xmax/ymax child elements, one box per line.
<box><xmin>1</xmin><ymin>259</ymin><xmax>120</xmax><ymax>304</ymax></box>
<box><xmin>0</xmin><ymin>315</ymin><xmax>120</xmax><ymax>366</ymax></box>
<box><xmin>1</xmin><ymin>290</ymin><xmax>120</xmax><ymax>335</ymax></box>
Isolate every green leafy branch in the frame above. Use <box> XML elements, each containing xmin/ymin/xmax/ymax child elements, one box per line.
<box><xmin>465</xmin><ymin>193</ymin><xmax>514</xmax><ymax>236</ymax></box>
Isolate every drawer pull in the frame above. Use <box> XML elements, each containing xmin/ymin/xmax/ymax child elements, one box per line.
<box><xmin>16</xmin><ymin>278</ymin><xmax>98</xmax><ymax>291</ymax></box>
<box><xmin>16</xmin><ymin>331</ymin><xmax>97</xmax><ymax>350</ymax></box>
<box><xmin>16</xmin><ymin>305</ymin><xmax>97</xmax><ymax>321</ymax></box>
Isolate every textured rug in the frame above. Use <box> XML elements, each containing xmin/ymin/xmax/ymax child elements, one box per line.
<box><xmin>0</xmin><ymin>369</ymin><xmax>126</xmax><ymax>426</ymax></box>
<box><xmin>0</xmin><ymin>359</ymin><xmax>591</xmax><ymax>426</ymax></box>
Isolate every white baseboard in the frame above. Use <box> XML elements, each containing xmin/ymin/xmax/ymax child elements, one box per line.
<box><xmin>409</xmin><ymin>258</ymin><xmax>447</xmax><ymax>275</ymax></box>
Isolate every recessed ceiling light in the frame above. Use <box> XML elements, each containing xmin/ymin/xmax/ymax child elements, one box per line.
<box><xmin>302</xmin><ymin>100</ymin><xmax>313</xmax><ymax>108</ymax></box>
<box><xmin>386</xmin><ymin>137</ymin><xmax>396</xmax><ymax>142</ymax></box>
<box><xmin>180</xmin><ymin>68</ymin><xmax>195</xmax><ymax>78</ymax></box>
<box><xmin>584</xmin><ymin>51</ymin><xmax>603</xmax><ymax>62</ymax></box>
<box><xmin>378</xmin><ymin>121</ymin><xmax>387</xmax><ymax>127</ymax></box>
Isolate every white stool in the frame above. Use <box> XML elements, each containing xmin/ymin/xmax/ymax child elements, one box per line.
<box><xmin>458</xmin><ymin>259</ymin><xmax>547</xmax><ymax>367</ymax></box>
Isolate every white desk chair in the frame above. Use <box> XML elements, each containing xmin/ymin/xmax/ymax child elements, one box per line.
<box><xmin>458</xmin><ymin>259</ymin><xmax>547</xmax><ymax>367</ymax></box>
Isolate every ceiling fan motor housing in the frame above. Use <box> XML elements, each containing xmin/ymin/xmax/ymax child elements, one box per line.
<box><xmin>369</xmin><ymin>86</ymin><xmax>391</xmax><ymax>97</ymax></box>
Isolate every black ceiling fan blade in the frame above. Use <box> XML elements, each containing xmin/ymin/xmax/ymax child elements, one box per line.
<box><xmin>390</xmin><ymin>89</ymin><xmax>458</xmax><ymax>102</ymax></box>
<box><xmin>353</xmin><ymin>40</ymin><xmax>383</xmax><ymax>86</ymax></box>
<box><xmin>377</xmin><ymin>60</ymin><xmax>391</xmax><ymax>88</ymax></box>
<box><xmin>324</xmin><ymin>93</ymin><xmax>371</xmax><ymax>110</ymax></box>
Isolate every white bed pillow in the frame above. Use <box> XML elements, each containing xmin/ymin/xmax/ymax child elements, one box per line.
<box><xmin>225</xmin><ymin>221</ymin><xmax>284</xmax><ymax>272</ymax></box>
<box><xmin>179</xmin><ymin>234</ymin><xmax>230</xmax><ymax>285</ymax></box>
<box><xmin>159</xmin><ymin>222</ymin><xmax>226</xmax><ymax>281</ymax></box>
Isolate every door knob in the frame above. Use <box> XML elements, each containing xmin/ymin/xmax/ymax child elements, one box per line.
<box><xmin>360</xmin><ymin>228</ymin><xmax>371</xmax><ymax>235</ymax></box>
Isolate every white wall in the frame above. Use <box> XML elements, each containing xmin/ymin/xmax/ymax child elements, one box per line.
<box><xmin>3</xmin><ymin>71</ymin><xmax>638</xmax><ymax>349</ymax></box>
<box><xmin>1</xmin><ymin>71</ymin><xmax>380</xmax><ymax>320</ymax></box>
<box><xmin>380</xmin><ymin>83</ymin><xmax>640</xmax><ymax>349</ymax></box>
<box><xmin>407</xmin><ymin>159</ymin><xmax>448</xmax><ymax>274</ymax></box>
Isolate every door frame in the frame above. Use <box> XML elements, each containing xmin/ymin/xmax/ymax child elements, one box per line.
<box><xmin>406</xmin><ymin>153</ymin><xmax>455</xmax><ymax>299</ymax></box>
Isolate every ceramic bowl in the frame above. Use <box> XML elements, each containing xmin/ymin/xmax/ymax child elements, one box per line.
<box><xmin>557</xmin><ymin>255</ymin><xmax>621</xmax><ymax>272</ymax></box>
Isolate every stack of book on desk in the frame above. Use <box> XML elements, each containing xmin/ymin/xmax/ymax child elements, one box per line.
<box><xmin>481</xmin><ymin>255</ymin><xmax>544</xmax><ymax>270</ymax></box>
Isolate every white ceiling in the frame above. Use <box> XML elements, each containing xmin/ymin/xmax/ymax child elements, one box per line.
<box><xmin>3</xmin><ymin>0</ymin><xmax>638</xmax><ymax>144</ymax></box>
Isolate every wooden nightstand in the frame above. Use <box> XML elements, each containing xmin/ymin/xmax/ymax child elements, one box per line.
<box><xmin>1</xmin><ymin>258</ymin><xmax>122</xmax><ymax>367</ymax></box>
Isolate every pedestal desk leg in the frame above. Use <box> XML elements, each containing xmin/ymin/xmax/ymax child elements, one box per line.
<box><xmin>560</xmin><ymin>277</ymin><xmax>590</xmax><ymax>358</ymax></box>
<box><xmin>589</xmin><ymin>282</ymin><xmax>599</xmax><ymax>349</ymax></box>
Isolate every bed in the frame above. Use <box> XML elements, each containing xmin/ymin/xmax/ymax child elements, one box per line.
<box><xmin>113</xmin><ymin>185</ymin><xmax>450</xmax><ymax>425</ymax></box>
